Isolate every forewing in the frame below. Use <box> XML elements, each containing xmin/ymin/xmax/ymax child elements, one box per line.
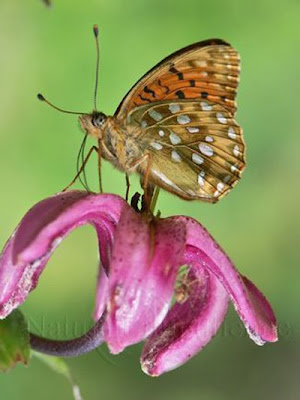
<box><xmin>129</xmin><ymin>99</ymin><xmax>245</xmax><ymax>202</ymax></box>
<box><xmin>115</xmin><ymin>39</ymin><xmax>240</xmax><ymax>119</ymax></box>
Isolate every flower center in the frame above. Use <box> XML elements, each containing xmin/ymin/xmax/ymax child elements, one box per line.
<box><xmin>174</xmin><ymin>266</ymin><xmax>200</xmax><ymax>304</ymax></box>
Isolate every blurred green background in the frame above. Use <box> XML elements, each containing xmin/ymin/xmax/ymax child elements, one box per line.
<box><xmin>0</xmin><ymin>0</ymin><xmax>299</xmax><ymax>399</ymax></box>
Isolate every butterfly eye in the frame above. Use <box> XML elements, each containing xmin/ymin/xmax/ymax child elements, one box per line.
<box><xmin>92</xmin><ymin>112</ymin><xmax>107</xmax><ymax>128</ymax></box>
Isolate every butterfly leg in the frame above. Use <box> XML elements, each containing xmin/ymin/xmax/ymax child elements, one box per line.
<box><xmin>97</xmin><ymin>139</ymin><xmax>103</xmax><ymax>193</ymax></box>
<box><xmin>142</xmin><ymin>154</ymin><xmax>153</xmax><ymax>210</ymax></box>
<box><xmin>125</xmin><ymin>174</ymin><xmax>130</xmax><ymax>202</ymax></box>
<box><xmin>127</xmin><ymin>153</ymin><xmax>153</xmax><ymax>210</ymax></box>
<box><xmin>61</xmin><ymin>146</ymin><xmax>98</xmax><ymax>192</ymax></box>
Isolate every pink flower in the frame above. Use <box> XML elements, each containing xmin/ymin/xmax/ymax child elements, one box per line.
<box><xmin>0</xmin><ymin>191</ymin><xmax>277</xmax><ymax>376</ymax></box>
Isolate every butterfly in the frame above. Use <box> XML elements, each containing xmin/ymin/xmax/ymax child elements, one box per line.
<box><xmin>40</xmin><ymin>25</ymin><xmax>245</xmax><ymax>203</ymax></box>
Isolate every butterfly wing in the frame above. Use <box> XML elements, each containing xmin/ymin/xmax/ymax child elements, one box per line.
<box><xmin>115</xmin><ymin>39</ymin><xmax>240</xmax><ymax>119</ymax></box>
<box><xmin>128</xmin><ymin>99</ymin><xmax>245</xmax><ymax>202</ymax></box>
<box><xmin>114</xmin><ymin>39</ymin><xmax>244</xmax><ymax>202</ymax></box>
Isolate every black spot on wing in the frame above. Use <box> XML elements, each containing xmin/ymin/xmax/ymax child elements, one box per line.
<box><xmin>176</xmin><ymin>90</ymin><xmax>185</xmax><ymax>99</ymax></box>
<box><xmin>169</xmin><ymin>66</ymin><xmax>184</xmax><ymax>80</ymax></box>
<box><xmin>144</xmin><ymin>86</ymin><xmax>156</xmax><ymax>98</ymax></box>
<box><xmin>158</xmin><ymin>79</ymin><xmax>170</xmax><ymax>94</ymax></box>
<box><xmin>138</xmin><ymin>94</ymin><xmax>151</xmax><ymax>103</ymax></box>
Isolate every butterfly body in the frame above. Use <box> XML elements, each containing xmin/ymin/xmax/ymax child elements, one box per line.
<box><xmin>79</xmin><ymin>38</ymin><xmax>246</xmax><ymax>202</ymax></box>
<box><xmin>79</xmin><ymin>113</ymin><xmax>143</xmax><ymax>172</ymax></box>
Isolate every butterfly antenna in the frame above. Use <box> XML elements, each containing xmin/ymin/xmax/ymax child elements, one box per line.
<box><xmin>37</xmin><ymin>93</ymin><xmax>85</xmax><ymax>115</ymax></box>
<box><xmin>42</xmin><ymin>0</ymin><xmax>52</xmax><ymax>7</ymax></box>
<box><xmin>93</xmin><ymin>24</ymin><xmax>100</xmax><ymax>111</ymax></box>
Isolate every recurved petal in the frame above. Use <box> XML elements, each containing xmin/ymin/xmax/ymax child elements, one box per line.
<box><xmin>104</xmin><ymin>208</ymin><xmax>186</xmax><ymax>354</ymax></box>
<box><xmin>93</xmin><ymin>220</ymin><xmax>115</xmax><ymax>321</ymax></box>
<box><xmin>179</xmin><ymin>217</ymin><xmax>278</xmax><ymax>345</ymax></box>
<box><xmin>141</xmin><ymin>246</ymin><xmax>229</xmax><ymax>376</ymax></box>
<box><xmin>93</xmin><ymin>264</ymin><xmax>109</xmax><ymax>322</ymax></box>
<box><xmin>0</xmin><ymin>191</ymin><xmax>125</xmax><ymax>319</ymax></box>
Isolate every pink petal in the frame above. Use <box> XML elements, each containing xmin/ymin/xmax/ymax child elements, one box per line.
<box><xmin>178</xmin><ymin>217</ymin><xmax>278</xmax><ymax>345</ymax></box>
<box><xmin>104</xmin><ymin>208</ymin><xmax>186</xmax><ymax>354</ymax></box>
<box><xmin>93</xmin><ymin>221</ymin><xmax>115</xmax><ymax>321</ymax></box>
<box><xmin>0</xmin><ymin>236</ymin><xmax>26</xmax><ymax>318</ymax></box>
<box><xmin>93</xmin><ymin>262</ymin><xmax>109</xmax><ymax>322</ymax></box>
<box><xmin>141</xmin><ymin>246</ymin><xmax>229</xmax><ymax>376</ymax></box>
<box><xmin>0</xmin><ymin>191</ymin><xmax>125</xmax><ymax>319</ymax></box>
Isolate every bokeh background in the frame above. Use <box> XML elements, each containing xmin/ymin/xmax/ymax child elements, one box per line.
<box><xmin>0</xmin><ymin>0</ymin><xmax>299</xmax><ymax>399</ymax></box>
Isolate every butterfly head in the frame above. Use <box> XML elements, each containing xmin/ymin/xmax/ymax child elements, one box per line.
<box><xmin>79</xmin><ymin>111</ymin><xmax>108</xmax><ymax>139</ymax></box>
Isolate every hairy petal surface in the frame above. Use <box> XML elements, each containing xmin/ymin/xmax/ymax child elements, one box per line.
<box><xmin>178</xmin><ymin>217</ymin><xmax>277</xmax><ymax>345</ymax></box>
<box><xmin>104</xmin><ymin>208</ymin><xmax>186</xmax><ymax>354</ymax></box>
<box><xmin>0</xmin><ymin>191</ymin><xmax>125</xmax><ymax>319</ymax></box>
<box><xmin>141</xmin><ymin>246</ymin><xmax>228</xmax><ymax>376</ymax></box>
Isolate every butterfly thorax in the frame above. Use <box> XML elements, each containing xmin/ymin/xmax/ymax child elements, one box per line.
<box><xmin>79</xmin><ymin>113</ymin><xmax>143</xmax><ymax>172</ymax></box>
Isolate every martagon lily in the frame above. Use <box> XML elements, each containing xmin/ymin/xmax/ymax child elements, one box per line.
<box><xmin>0</xmin><ymin>190</ymin><xmax>277</xmax><ymax>376</ymax></box>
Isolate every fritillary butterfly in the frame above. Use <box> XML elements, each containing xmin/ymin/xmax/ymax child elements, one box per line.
<box><xmin>40</xmin><ymin>26</ymin><xmax>246</xmax><ymax>203</ymax></box>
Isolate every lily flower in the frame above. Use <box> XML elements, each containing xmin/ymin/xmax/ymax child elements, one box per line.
<box><xmin>0</xmin><ymin>190</ymin><xmax>277</xmax><ymax>376</ymax></box>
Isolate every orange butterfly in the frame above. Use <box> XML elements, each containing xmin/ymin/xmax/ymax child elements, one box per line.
<box><xmin>39</xmin><ymin>25</ymin><xmax>245</xmax><ymax>203</ymax></box>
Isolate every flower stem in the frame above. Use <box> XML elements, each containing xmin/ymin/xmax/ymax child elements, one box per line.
<box><xmin>30</xmin><ymin>313</ymin><xmax>105</xmax><ymax>357</ymax></box>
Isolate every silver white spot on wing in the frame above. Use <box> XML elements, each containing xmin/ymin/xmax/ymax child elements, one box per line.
<box><xmin>228</xmin><ymin>126</ymin><xmax>237</xmax><ymax>139</ymax></box>
<box><xmin>197</xmin><ymin>170</ymin><xmax>205</xmax><ymax>187</ymax></box>
<box><xmin>149</xmin><ymin>109</ymin><xmax>163</xmax><ymax>121</ymax></box>
<box><xmin>198</xmin><ymin>175</ymin><xmax>205</xmax><ymax>187</ymax></box>
<box><xmin>233</xmin><ymin>145</ymin><xmax>240</xmax><ymax>157</ymax></box>
<box><xmin>171</xmin><ymin>150</ymin><xmax>182</xmax><ymax>162</ymax></box>
<box><xmin>158</xmin><ymin>130</ymin><xmax>165</xmax><ymax>137</ymax></box>
<box><xmin>150</xmin><ymin>141</ymin><xmax>163</xmax><ymax>150</ymax></box>
<box><xmin>216</xmin><ymin>112</ymin><xmax>227</xmax><ymax>124</ymax></box>
<box><xmin>169</xmin><ymin>103</ymin><xmax>180</xmax><ymax>114</ymax></box>
<box><xmin>187</xmin><ymin>127</ymin><xmax>199</xmax><ymax>133</ymax></box>
<box><xmin>169</xmin><ymin>132</ymin><xmax>181</xmax><ymax>145</ymax></box>
<box><xmin>201</xmin><ymin>101</ymin><xmax>213</xmax><ymax>111</ymax></box>
<box><xmin>199</xmin><ymin>143</ymin><xmax>214</xmax><ymax>157</ymax></box>
<box><xmin>217</xmin><ymin>182</ymin><xmax>225</xmax><ymax>192</ymax></box>
<box><xmin>141</xmin><ymin>120</ymin><xmax>148</xmax><ymax>128</ymax></box>
<box><xmin>177</xmin><ymin>115</ymin><xmax>191</xmax><ymax>125</ymax></box>
<box><xmin>151</xmin><ymin>169</ymin><xmax>182</xmax><ymax>192</ymax></box>
<box><xmin>231</xmin><ymin>164</ymin><xmax>238</xmax><ymax>173</ymax></box>
<box><xmin>205</xmin><ymin>136</ymin><xmax>213</xmax><ymax>143</ymax></box>
<box><xmin>192</xmin><ymin>153</ymin><xmax>204</xmax><ymax>165</ymax></box>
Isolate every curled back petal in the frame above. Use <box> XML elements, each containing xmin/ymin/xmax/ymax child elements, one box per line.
<box><xmin>93</xmin><ymin>220</ymin><xmax>115</xmax><ymax>321</ymax></box>
<box><xmin>104</xmin><ymin>208</ymin><xmax>186</xmax><ymax>354</ymax></box>
<box><xmin>0</xmin><ymin>191</ymin><xmax>125</xmax><ymax>319</ymax></box>
<box><xmin>141</xmin><ymin>244</ymin><xmax>229</xmax><ymax>376</ymax></box>
<box><xmin>177</xmin><ymin>217</ymin><xmax>277</xmax><ymax>345</ymax></box>
<box><xmin>93</xmin><ymin>263</ymin><xmax>109</xmax><ymax>322</ymax></box>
